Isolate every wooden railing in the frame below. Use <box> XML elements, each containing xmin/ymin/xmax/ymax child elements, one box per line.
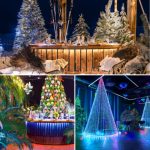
<box><xmin>29</xmin><ymin>44</ymin><xmax>121</xmax><ymax>74</ymax></box>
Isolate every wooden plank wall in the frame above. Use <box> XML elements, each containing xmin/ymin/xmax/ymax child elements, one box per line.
<box><xmin>30</xmin><ymin>46</ymin><xmax>118</xmax><ymax>73</ymax></box>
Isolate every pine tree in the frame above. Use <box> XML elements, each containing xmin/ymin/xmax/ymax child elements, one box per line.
<box><xmin>76</xmin><ymin>96</ymin><xmax>85</xmax><ymax>132</ymax></box>
<box><xmin>13</xmin><ymin>0</ymin><xmax>49</xmax><ymax>52</ymax></box>
<box><xmin>71</xmin><ymin>14</ymin><xmax>90</xmax><ymax>43</ymax></box>
<box><xmin>39</xmin><ymin>76</ymin><xmax>69</xmax><ymax>119</ymax></box>
<box><xmin>94</xmin><ymin>0</ymin><xmax>121</xmax><ymax>43</ymax></box>
<box><xmin>117</xmin><ymin>4</ymin><xmax>134</xmax><ymax>46</ymax></box>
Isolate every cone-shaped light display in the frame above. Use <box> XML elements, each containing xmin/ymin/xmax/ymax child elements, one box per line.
<box><xmin>141</xmin><ymin>97</ymin><xmax>150</xmax><ymax>128</ymax></box>
<box><xmin>84</xmin><ymin>78</ymin><xmax>118</xmax><ymax>138</ymax></box>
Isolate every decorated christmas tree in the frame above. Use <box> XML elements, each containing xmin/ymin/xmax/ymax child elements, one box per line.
<box><xmin>13</xmin><ymin>0</ymin><xmax>49</xmax><ymax>52</ymax></box>
<box><xmin>71</xmin><ymin>14</ymin><xmax>90</xmax><ymax>43</ymax></box>
<box><xmin>94</xmin><ymin>0</ymin><xmax>121</xmax><ymax>43</ymax></box>
<box><xmin>117</xmin><ymin>4</ymin><xmax>134</xmax><ymax>46</ymax></box>
<box><xmin>39</xmin><ymin>76</ymin><xmax>69</xmax><ymax>119</ymax></box>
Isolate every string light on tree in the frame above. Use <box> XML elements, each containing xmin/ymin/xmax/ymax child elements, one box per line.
<box><xmin>141</xmin><ymin>97</ymin><xmax>150</xmax><ymax>128</ymax></box>
<box><xmin>38</xmin><ymin>76</ymin><xmax>70</xmax><ymax>120</ymax></box>
<box><xmin>13</xmin><ymin>0</ymin><xmax>49</xmax><ymax>52</ymax></box>
<box><xmin>71</xmin><ymin>14</ymin><xmax>90</xmax><ymax>45</ymax></box>
<box><xmin>84</xmin><ymin>78</ymin><xmax>118</xmax><ymax>139</ymax></box>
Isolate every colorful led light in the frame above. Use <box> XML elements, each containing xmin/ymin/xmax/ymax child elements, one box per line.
<box><xmin>84</xmin><ymin>78</ymin><xmax>118</xmax><ymax>138</ymax></box>
<box><xmin>141</xmin><ymin>97</ymin><xmax>150</xmax><ymax>128</ymax></box>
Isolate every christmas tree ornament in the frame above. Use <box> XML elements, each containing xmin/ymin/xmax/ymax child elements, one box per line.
<box><xmin>46</xmin><ymin>85</ymin><xmax>49</xmax><ymax>88</ymax></box>
<box><xmin>51</xmin><ymin>80</ymin><xmax>54</xmax><ymax>84</ymax></box>
<box><xmin>55</xmin><ymin>77</ymin><xmax>58</xmax><ymax>81</ymax></box>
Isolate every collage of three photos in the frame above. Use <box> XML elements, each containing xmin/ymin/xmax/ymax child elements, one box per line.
<box><xmin>0</xmin><ymin>0</ymin><xmax>149</xmax><ymax>150</ymax></box>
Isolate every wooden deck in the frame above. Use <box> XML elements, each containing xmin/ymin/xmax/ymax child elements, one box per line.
<box><xmin>30</xmin><ymin>44</ymin><xmax>121</xmax><ymax>74</ymax></box>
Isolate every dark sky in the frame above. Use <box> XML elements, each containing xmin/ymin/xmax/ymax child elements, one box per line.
<box><xmin>0</xmin><ymin>0</ymin><xmax>149</xmax><ymax>36</ymax></box>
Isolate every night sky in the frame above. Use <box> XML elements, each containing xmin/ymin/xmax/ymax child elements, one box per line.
<box><xmin>0</xmin><ymin>0</ymin><xmax>149</xmax><ymax>36</ymax></box>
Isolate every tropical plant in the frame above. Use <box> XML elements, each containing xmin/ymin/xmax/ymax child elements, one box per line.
<box><xmin>0</xmin><ymin>129</ymin><xmax>32</xmax><ymax>150</ymax></box>
<box><xmin>0</xmin><ymin>76</ymin><xmax>32</xmax><ymax>149</ymax></box>
<box><xmin>0</xmin><ymin>76</ymin><xmax>25</xmax><ymax>110</ymax></box>
<box><xmin>0</xmin><ymin>107</ymin><xmax>32</xmax><ymax>150</ymax></box>
<box><xmin>64</xmin><ymin>127</ymin><xmax>74</xmax><ymax>144</ymax></box>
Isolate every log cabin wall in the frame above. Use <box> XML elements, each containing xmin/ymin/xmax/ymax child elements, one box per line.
<box><xmin>30</xmin><ymin>45</ymin><xmax>120</xmax><ymax>74</ymax></box>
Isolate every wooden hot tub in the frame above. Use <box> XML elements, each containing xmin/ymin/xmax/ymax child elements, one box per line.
<box><xmin>29</xmin><ymin>44</ymin><xmax>121</xmax><ymax>74</ymax></box>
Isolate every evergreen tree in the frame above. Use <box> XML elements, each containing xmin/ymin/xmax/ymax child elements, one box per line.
<box><xmin>71</xmin><ymin>14</ymin><xmax>90</xmax><ymax>42</ymax></box>
<box><xmin>39</xmin><ymin>76</ymin><xmax>69</xmax><ymax>119</ymax></box>
<box><xmin>76</xmin><ymin>96</ymin><xmax>85</xmax><ymax>132</ymax></box>
<box><xmin>13</xmin><ymin>0</ymin><xmax>49</xmax><ymax>52</ymax></box>
<box><xmin>94</xmin><ymin>0</ymin><xmax>121</xmax><ymax>43</ymax></box>
<box><xmin>117</xmin><ymin>4</ymin><xmax>134</xmax><ymax>46</ymax></box>
<box><xmin>94</xmin><ymin>0</ymin><xmax>133</xmax><ymax>46</ymax></box>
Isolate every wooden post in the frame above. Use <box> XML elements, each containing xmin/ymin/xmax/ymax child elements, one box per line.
<box><xmin>60</xmin><ymin>0</ymin><xmax>67</xmax><ymax>42</ymax></box>
<box><xmin>127</xmin><ymin>0</ymin><xmax>137</xmax><ymax>40</ymax></box>
<box><xmin>114</xmin><ymin>0</ymin><xmax>118</xmax><ymax>12</ymax></box>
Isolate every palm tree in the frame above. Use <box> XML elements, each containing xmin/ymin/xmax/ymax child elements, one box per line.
<box><xmin>0</xmin><ymin>76</ymin><xmax>32</xmax><ymax>149</ymax></box>
<box><xmin>0</xmin><ymin>76</ymin><xmax>26</xmax><ymax>110</ymax></box>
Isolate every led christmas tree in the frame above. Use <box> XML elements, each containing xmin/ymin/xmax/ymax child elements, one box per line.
<box><xmin>0</xmin><ymin>40</ymin><xmax>4</xmax><ymax>56</ymax></box>
<box><xmin>71</xmin><ymin>14</ymin><xmax>90</xmax><ymax>43</ymax></box>
<box><xmin>117</xmin><ymin>4</ymin><xmax>134</xmax><ymax>46</ymax></box>
<box><xmin>141</xmin><ymin>97</ymin><xmax>150</xmax><ymax>128</ymax></box>
<box><xmin>84</xmin><ymin>78</ymin><xmax>118</xmax><ymax>138</ymax></box>
<box><xmin>13</xmin><ymin>0</ymin><xmax>49</xmax><ymax>52</ymax></box>
<box><xmin>39</xmin><ymin>76</ymin><xmax>69</xmax><ymax>119</ymax></box>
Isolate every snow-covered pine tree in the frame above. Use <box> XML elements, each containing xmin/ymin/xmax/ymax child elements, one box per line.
<box><xmin>94</xmin><ymin>0</ymin><xmax>122</xmax><ymax>43</ymax></box>
<box><xmin>71</xmin><ymin>14</ymin><xmax>90</xmax><ymax>43</ymax></box>
<box><xmin>117</xmin><ymin>4</ymin><xmax>134</xmax><ymax>46</ymax></box>
<box><xmin>29</xmin><ymin>0</ymin><xmax>49</xmax><ymax>43</ymax></box>
<box><xmin>13</xmin><ymin>0</ymin><xmax>49</xmax><ymax>52</ymax></box>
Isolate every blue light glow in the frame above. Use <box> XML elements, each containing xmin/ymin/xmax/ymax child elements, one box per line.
<box><xmin>26</xmin><ymin>121</ymin><xmax>74</xmax><ymax>137</ymax></box>
<box><xmin>84</xmin><ymin>78</ymin><xmax>118</xmax><ymax>139</ymax></box>
<box><xmin>83</xmin><ymin>132</ymin><xmax>118</xmax><ymax>140</ymax></box>
<box><xmin>141</xmin><ymin>97</ymin><xmax>150</xmax><ymax>128</ymax></box>
<box><xmin>119</xmin><ymin>82</ymin><xmax>128</xmax><ymax>89</ymax></box>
